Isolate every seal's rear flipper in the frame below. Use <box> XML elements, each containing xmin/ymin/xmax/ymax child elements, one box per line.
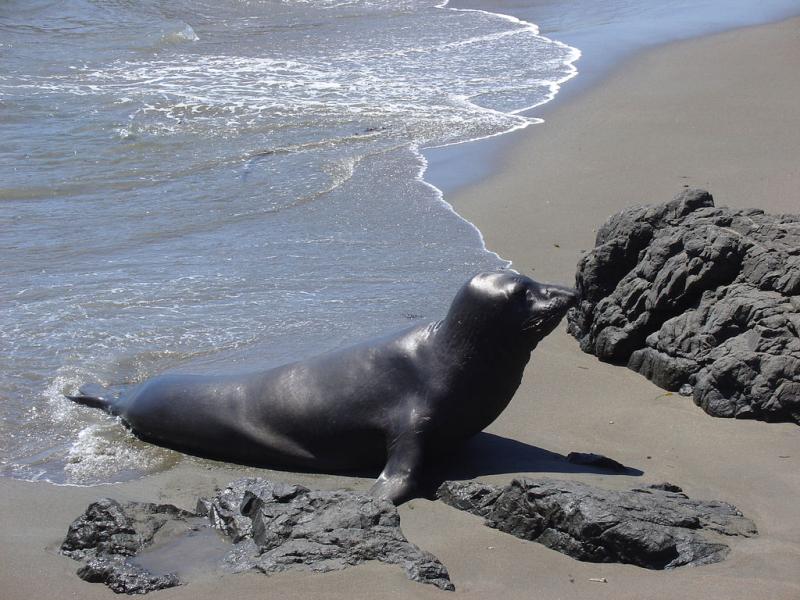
<box><xmin>66</xmin><ymin>383</ymin><xmax>118</xmax><ymax>414</ymax></box>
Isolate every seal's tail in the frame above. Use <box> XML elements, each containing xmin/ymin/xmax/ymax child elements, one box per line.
<box><xmin>66</xmin><ymin>383</ymin><xmax>118</xmax><ymax>414</ymax></box>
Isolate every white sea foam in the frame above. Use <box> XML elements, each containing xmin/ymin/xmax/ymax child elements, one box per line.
<box><xmin>163</xmin><ymin>23</ymin><xmax>200</xmax><ymax>43</ymax></box>
<box><xmin>64</xmin><ymin>424</ymin><xmax>179</xmax><ymax>484</ymax></box>
<box><xmin>5</xmin><ymin>1</ymin><xmax>577</xmax><ymax>151</ymax></box>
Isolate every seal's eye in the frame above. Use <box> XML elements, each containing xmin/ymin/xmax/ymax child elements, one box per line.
<box><xmin>510</xmin><ymin>285</ymin><xmax>528</xmax><ymax>301</ymax></box>
<box><xmin>531</xmin><ymin>285</ymin><xmax>550</xmax><ymax>301</ymax></box>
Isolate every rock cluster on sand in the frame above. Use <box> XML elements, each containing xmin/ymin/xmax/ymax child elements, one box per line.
<box><xmin>61</xmin><ymin>499</ymin><xmax>193</xmax><ymax>593</ymax></box>
<box><xmin>196</xmin><ymin>478</ymin><xmax>453</xmax><ymax>590</ymax></box>
<box><xmin>61</xmin><ymin>478</ymin><xmax>453</xmax><ymax>594</ymax></box>
<box><xmin>438</xmin><ymin>478</ymin><xmax>756</xmax><ymax>569</ymax></box>
<box><xmin>568</xmin><ymin>189</ymin><xmax>800</xmax><ymax>423</ymax></box>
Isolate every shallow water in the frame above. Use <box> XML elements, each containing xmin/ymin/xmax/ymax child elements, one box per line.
<box><xmin>0</xmin><ymin>0</ymin><xmax>578</xmax><ymax>483</ymax></box>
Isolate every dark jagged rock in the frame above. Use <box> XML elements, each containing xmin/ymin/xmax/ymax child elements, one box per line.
<box><xmin>76</xmin><ymin>556</ymin><xmax>180</xmax><ymax>595</ymax></box>
<box><xmin>432</xmin><ymin>480</ymin><xmax>503</xmax><ymax>519</ymax></box>
<box><xmin>198</xmin><ymin>478</ymin><xmax>453</xmax><ymax>590</ymax></box>
<box><xmin>568</xmin><ymin>189</ymin><xmax>800</xmax><ymax>423</ymax></box>
<box><xmin>438</xmin><ymin>478</ymin><xmax>756</xmax><ymax>570</ymax></box>
<box><xmin>194</xmin><ymin>478</ymin><xmax>300</xmax><ymax>542</ymax></box>
<box><xmin>645</xmin><ymin>482</ymin><xmax>684</xmax><ymax>493</ymax></box>
<box><xmin>62</xmin><ymin>479</ymin><xmax>453</xmax><ymax>594</ymax></box>
<box><xmin>61</xmin><ymin>498</ymin><xmax>192</xmax><ymax>593</ymax></box>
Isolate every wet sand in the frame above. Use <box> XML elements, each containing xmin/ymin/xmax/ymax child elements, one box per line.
<box><xmin>2</xmin><ymin>16</ymin><xmax>799</xmax><ymax>600</ymax></box>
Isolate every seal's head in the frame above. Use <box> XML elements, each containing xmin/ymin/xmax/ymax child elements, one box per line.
<box><xmin>443</xmin><ymin>271</ymin><xmax>578</xmax><ymax>351</ymax></box>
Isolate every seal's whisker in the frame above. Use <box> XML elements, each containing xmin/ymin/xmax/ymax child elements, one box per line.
<box><xmin>521</xmin><ymin>316</ymin><xmax>544</xmax><ymax>331</ymax></box>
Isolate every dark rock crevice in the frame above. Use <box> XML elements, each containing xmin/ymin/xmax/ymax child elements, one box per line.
<box><xmin>569</xmin><ymin>189</ymin><xmax>800</xmax><ymax>423</ymax></box>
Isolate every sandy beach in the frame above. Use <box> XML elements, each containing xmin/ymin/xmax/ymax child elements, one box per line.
<box><xmin>2</xmin><ymin>16</ymin><xmax>799</xmax><ymax>600</ymax></box>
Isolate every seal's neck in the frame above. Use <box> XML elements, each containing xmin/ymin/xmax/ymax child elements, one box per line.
<box><xmin>430</xmin><ymin>308</ymin><xmax>535</xmax><ymax>439</ymax></box>
<box><xmin>433</xmin><ymin>316</ymin><xmax>532</xmax><ymax>382</ymax></box>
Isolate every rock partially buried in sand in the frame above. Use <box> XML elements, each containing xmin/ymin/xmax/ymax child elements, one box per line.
<box><xmin>75</xmin><ymin>556</ymin><xmax>181</xmax><ymax>595</ymax></box>
<box><xmin>437</xmin><ymin>478</ymin><xmax>756</xmax><ymax>570</ymax></box>
<box><xmin>61</xmin><ymin>498</ymin><xmax>194</xmax><ymax>593</ymax></box>
<box><xmin>197</xmin><ymin>478</ymin><xmax>453</xmax><ymax>590</ymax></box>
<box><xmin>568</xmin><ymin>189</ymin><xmax>800</xmax><ymax>423</ymax></box>
<box><xmin>61</xmin><ymin>478</ymin><xmax>454</xmax><ymax>594</ymax></box>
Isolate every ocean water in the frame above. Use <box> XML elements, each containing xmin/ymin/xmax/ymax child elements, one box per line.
<box><xmin>451</xmin><ymin>0</ymin><xmax>800</xmax><ymax>99</ymax></box>
<box><xmin>427</xmin><ymin>0</ymin><xmax>800</xmax><ymax>194</ymax></box>
<box><xmin>0</xmin><ymin>0</ymin><xmax>579</xmax><ymax>483</ymax></box>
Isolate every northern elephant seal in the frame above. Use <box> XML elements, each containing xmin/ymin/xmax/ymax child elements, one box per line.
<box><xmin>68</xmin><ymin>271</ymin><xmax>577</xmax><ymax>503</ymax></box>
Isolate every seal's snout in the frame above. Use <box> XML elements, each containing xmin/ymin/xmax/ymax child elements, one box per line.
<box><xmin>543</xmin><ymin>284</ymin><xmax>579</xmax><ymax>310</ymax></box>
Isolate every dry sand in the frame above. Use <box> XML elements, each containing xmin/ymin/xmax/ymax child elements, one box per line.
<box><xmin>2</xmin><ymin>16</ymin><xmax>799</xmax><ymax>600</ymax></box>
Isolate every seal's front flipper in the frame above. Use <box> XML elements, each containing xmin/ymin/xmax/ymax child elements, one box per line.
<box><xmin>369</xmin><ymin>432</ymin><xmax>425</xmax><ymax>505</ymax></box>
<box><xmin>66</xmin><ymin>383</ymin><xmax>119</xmax><ymax>414</ymax></box>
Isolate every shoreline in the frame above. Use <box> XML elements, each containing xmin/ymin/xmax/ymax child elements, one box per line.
<box><xmin>3</xmin><ymin>16</ymin><xmax>800</xmax><ymax>600</ymax></box>
<box><xmin>448</xmin><ymin>16</ymin><xmax>800</xmax><ymax>282</ymax></box>
<box><xmin>426</xmin><ymin>0</ymin><xmax>800</xmax><ymax>199</ymax></box>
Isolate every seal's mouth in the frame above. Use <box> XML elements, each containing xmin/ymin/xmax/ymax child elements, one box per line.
<box><xmin>521</xmin><ymin>290</ymin><xmax>577</xmax><ymax>333</ymax></box>
<box><xmin>547</xmin><ymin>294</ymin><xmax>576</xmax><ymax>313</ymax></box>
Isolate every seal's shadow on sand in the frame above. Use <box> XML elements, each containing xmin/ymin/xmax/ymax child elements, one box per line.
<box><xmin>421</xmin><ymin>432</ymin><xmax>643</xmax><ymax>498</ymax></box>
